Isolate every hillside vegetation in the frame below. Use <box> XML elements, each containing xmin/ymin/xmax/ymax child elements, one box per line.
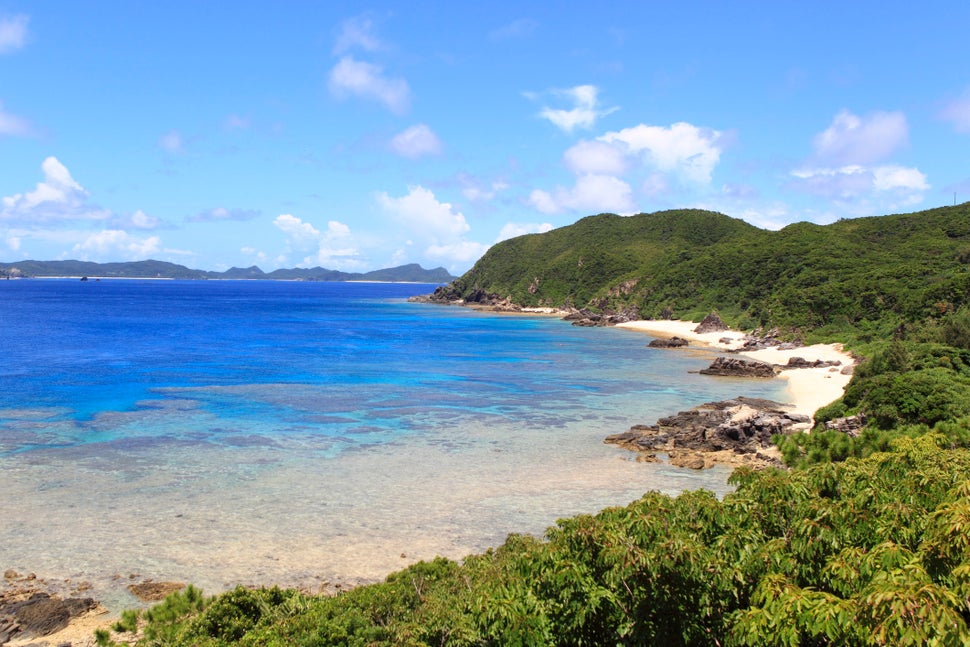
<box><xmin>443</xmin><ymin>205</ymin><xmax>970</xmax><ymax>343</ymax></box>
<box><xmin>96</xmin><ymin>205</ymin><xmax>970</xmax><ymax>646</ymax></box>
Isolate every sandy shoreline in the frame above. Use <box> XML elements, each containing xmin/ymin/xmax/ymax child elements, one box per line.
<box><xmin>616</xmin><ymin>320</ymin><xmax>854</xmax><ymax>423</ymax></box>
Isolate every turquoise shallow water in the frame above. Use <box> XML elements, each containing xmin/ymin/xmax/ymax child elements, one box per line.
<box><xmin>0</xmin><ymin>279</ymin><xmax>787</xmax><ymax>609</ymax></box>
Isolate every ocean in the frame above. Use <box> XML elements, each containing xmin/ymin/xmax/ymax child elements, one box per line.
<box><xmin>0</xmin><ymin>279</ymin><xmax>786</xmax><ymax>609</ymax></box>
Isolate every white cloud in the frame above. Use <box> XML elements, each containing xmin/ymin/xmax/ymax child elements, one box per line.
<box><xmin>811</xmin><ymin>109</ymin><xmax>908</xmax><ymax>165</ymax></box>
<box><xmin>333</xmin><ymin>15</ymin><xmax>383</xmax><ymax>55</ymax></box>
<box><xmin>273</xmin><ymin>214</ymin><xmax>364</xmax><ymax>270</ymax></box>
<box><xmin>329</xmin><ymin>56</ymin><xmax>409</xmax><ymax>114</ymax></box>
<box><xmin>940</xmin><ymin>91</ymin><xmax>970</xmax><ymax>134</ymax></box>
<box><xmin>426</xmin><ymin>240</ymin><xmax>489</xmax><ymax>264</ymax></box>
<box><xmin>0</xmin><ymin>14</ymin><xmax>28</xmax><ymax>54</ymax></box>
<box><xmin>0</xmin><ymin>100</ymin><xmax>30</xmax><ymax>136</ymax></box>
<box><xmin>496</xmin><ymin>222</ymin><xmax>554</xmax><ymax>242</ymax></box>
<box><xmin>528</xmin><ymin>174</ymin><xmax>635</xmax><ymax>215</ymax></box>
<box><xmin>459</xmin><ymin>175</ymin><xmax>508</xmax><ymax>202</ymax></box>
<box><xmin>790</xmin><ymin>164</ymin><xmax>929</xmax><ymax>209</ymax></box>
<box><xmin>389</xmin><ymin>124</ymin><xmax>443</xmax><ymax>158</ymax></box>
<box><xmin>158</xmin><ymin>130</ymin><xmax>184</xmax><ymax>154</ymax></box>
<box><xmin>378</xmin><ymin>185</ymin><xmax>470</xmax><ymax>238</ymax></box>
<box><xmin>0</xmin><ymin>157</ymin><xmax>105</xmax><ymax>225</ymax></box>
<box><xmin>872</xmin><ymin>165</ymin><xmax>929</xmax><ymax>192</ymax></box>
<box><xmin>600</xmin><ymin>122</ymin><xmax>724</xmax><ymax>184</ymax></box>
<box><xmin>120</xmin><ymin>209</ymin><xmax>161</xmax><ymax>230</ymax></box>
<box><xmin>538</xmin><ymin>85</ymin><xmax>618</xmax><ymax>134</ymax></box>
<box><xmin>563</xmin><ymin>139</ymin><xmax>630</xmax><ymax>175</ymax></box>
<box><xmin>378</xmin><ymin>185</ymin><xmax>488</xmax><ymax>267</ymax></box>
<box><xmin>73</xmin><ymin>230</ymin><xmax>161</xmax><ymax>259</ymax></box>
<box><xmin>274</xmin><ymin>214</ymin><xmax>321</xmax><ymax>250</ymax></box>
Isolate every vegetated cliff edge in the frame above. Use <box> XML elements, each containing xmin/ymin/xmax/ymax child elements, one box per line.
<box><xmin>424</xmin><ymin>205</ymin><xmax>970</xmax><ymax>341</ymax></box>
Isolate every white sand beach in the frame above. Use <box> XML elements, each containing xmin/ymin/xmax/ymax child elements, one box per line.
<box><xmin>617</xmin><ymin>320</ymin><xmax>855</xmax><ymax>424</ymax></box>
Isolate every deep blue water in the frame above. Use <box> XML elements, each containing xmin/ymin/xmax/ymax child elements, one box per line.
<box><xmin>0</xmin><ymin>279</ymin><xmax>787</xmax><ymax>604</ymax></box>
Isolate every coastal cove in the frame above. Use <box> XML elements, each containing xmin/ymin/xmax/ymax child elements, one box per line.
<box><xmin>0</xmin><ymin>280</ymin><xmax>794</xmax><ymax>620</ymax></box>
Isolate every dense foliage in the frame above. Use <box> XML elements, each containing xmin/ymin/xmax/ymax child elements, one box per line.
<box><xmin>446</xmin><ymin>204</ymin><xmax>970</xmax><ymax>342</ymax></box>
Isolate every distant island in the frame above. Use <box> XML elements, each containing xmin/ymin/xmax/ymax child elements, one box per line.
<box><xmin>0</xmin><ymin>259</ymin><xmax>455</xmax><ymax>283</ymax></box>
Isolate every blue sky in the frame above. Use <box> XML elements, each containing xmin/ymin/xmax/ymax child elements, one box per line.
<box><xmin>2</xmin><ymin>2</ymin><xmax>969</xmax><ymax>274</ymax></box>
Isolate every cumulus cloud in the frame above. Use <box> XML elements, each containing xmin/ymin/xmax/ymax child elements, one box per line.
<box><xmin>73</xmin><ymin>230</ymin><xmax>161</xmax><ymax>259</ymax></box>
<box><xmin>940</xmin><ymin>91</ymin><xmax>970</xmax><ymax>134</ymax></box>
<box><xmin>378</xmin><ymin>185</ymin><xmax>488</xmax><ymax>266</ymax></box>
<box><xmin>528</xmin><ymin>174</ymin><xmax>635</xmax><ymax>215</ymax></box>
<box><xmin>789</xmin><ymin>109</ymin><xmax>927</xmax><ymax>212</ymax></box>
<box><xmin>790</xmin><ymin>164</ymin><xmax>929</xmax><ymax>210</ymax></box>
<box><xmin>599</xmin><ymin>122</ymin><xmax>724</xmax><ymax>185</ymax></box>
<box><xmin>273</xmin><ymin>214</ymin><xmax>364</xmax><ymax>269</ymax></box>
<box><xmin>0</xmin><ymin>157</ymin><xmax>108</xmax><ymax>225</ymax></box>
<box><xmin>329</xmin><ymin>56</ymin><xmax>409</xmax><ymax>114</ymax></box>
<box><xmin>811</xmin><ymin>109</ymin><xmax>908</xmax><ymax>165</ymax></box>
<box><xmin>0</xmin><ymin>14</ymin><xmax>28</xmax><ymax>54</ymax></box>
<box><xmin>496</xmin><ymin>221</ymin><xmax>554</xmax><ymax>242</ymax></box>
<box><xmin>389</xmin><ymin>124</ymin><xmax>443</xmax><ymax>158</ymax></box>
<box><xmin>563</xmin><ymin>139</ymin><xmax>630</xmax><ymax>175</ymax></box>
<box><xmin>538</xmin><ymin>85</ymin><xmax>618</xmax><ymax>134</ymax></box>
<box><xmin>0</xmin><ymin>100</ymin><xmax>30</xmax><ymax>136</ymax></box>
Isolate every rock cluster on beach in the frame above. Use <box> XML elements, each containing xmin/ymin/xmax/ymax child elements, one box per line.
<box><xmin>0</xmin><ymin>570</ymin><xmax>99</xmax><ymax>645</ymax></box>
<box><xmin>605</xmin><ymin>397</ymin><xmax>811</xmax><ymax>470</ymax></box>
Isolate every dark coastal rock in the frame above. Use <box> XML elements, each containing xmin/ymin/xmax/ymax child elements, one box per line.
<box><xmin>648</xmin><ymin>336</ymin><xmax>689</xmax><ymax>348</ymax></box>
<box><xmin>605</xmin><ymin>396</ymin><xmax>806</xmax><ymax>469</ymax></box>
<box><xmin>699</xmin><ymin>356</ymin><xmax>778</xmax><ymax>378</ymax></box>
<box><xmin>0</xmin><ymin>591</ymin><xmax>96</xmax><ymax>643</ymax></box>
<box><xmin>564</xmin><ymin>308</ymin><xmax>638</xmax><ymax>327</ymax></box>
<box><xmin>693</xmin><ymin>311</ymin><xmax>728</xmax><ymax>334</ymax></box>
<box><xmin>784</xmin><ymin>356</ymin><xmax>842</xmax><ymax>369</ymax></box>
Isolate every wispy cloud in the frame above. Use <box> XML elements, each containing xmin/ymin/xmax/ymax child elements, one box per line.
<box><xmin>0</xmin><ymin>100</ymin><xmax>31</xmax><ymax>136</ymax></box>
<box><xmin>389</xmin><ymin>124</ymin><xmax>443</xmax><ymax>158</ymax></box>
<box><xmin>537</xmin><ymin>85</ymin><xmax>618</xmax><ymax>134</ymax></box>
<box><xmin>0</xmin><ymin>14</ymin><xmax>28</xmax><ymax>54</ymax></box>
<box><xmin>489</xmin><ymin>18</ymin><xmax>538</xmax><ymax>41</ymax></box>
<box><xmin>940</xmin><ymin>90</ymin><xmax>970</xmax><ymax>134</ymax></box>
<box><xmin>329</xmin><ymin>56</ymin><xmax>410</xmax><ymax>114</ymax></box>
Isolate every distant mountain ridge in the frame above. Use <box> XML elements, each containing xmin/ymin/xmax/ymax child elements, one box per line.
<box><xmin>0</xmin><ymin>259</ymin><xmax>455</xmax><ymax>283</ymax></box>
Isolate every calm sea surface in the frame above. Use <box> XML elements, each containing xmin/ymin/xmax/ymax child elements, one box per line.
<box><xmin>0</xmin><ymin>279</ymin><xmax>786</xmax><ymax>608</ymax></box>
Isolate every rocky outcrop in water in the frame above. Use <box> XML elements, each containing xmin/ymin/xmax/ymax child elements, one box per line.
<box><xmin>605</xmin><ymin>397</ymin><xmax>810</xmax><ymax>469</ymax></box>
<box><xmin>647</xmin><ymin>336</ymin><xmax>689</xmax><ymax>348</ymax></box>
<box><xmin>699</xmin><ymin>357</ymin><xmax>778</xmax><ymax>377</ymax></box>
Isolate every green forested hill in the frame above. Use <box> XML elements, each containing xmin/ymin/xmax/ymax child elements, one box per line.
<box><xmin>443</xmin><ymin>205</ymin><xmax>970</xmax><ymax>340</ymax></box>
